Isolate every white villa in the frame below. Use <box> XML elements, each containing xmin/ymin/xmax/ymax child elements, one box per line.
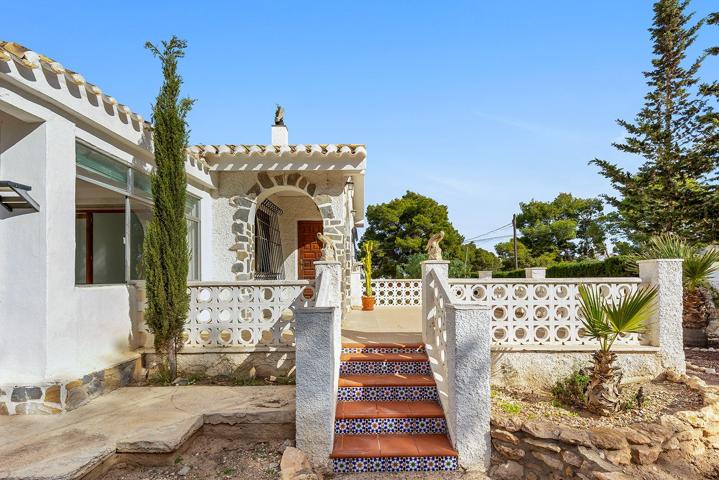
<box><xmin>0</xmin><ymin>40</ymin><xmax>690</xmax><ymax>476</ymax></box>
<box><xmin>0</xmin><ymin>40</ymin><xmax>365</xmax><ymax>407</ymax></box>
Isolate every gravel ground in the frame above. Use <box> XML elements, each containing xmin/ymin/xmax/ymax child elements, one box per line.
<box><xmin>491</xmin><ymin>378</ymin><xmax>703</xmax><ymax>429</ymax></box>
<box><xmin>686</xmin><ymin>349</ymin><xmax>719</xmax><ymax>385</ymax></box>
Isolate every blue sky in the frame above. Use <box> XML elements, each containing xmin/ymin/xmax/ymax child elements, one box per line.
<box><xmin>7</xmin><ymin>1</ymin><xmax>718</xmax><ymax>248</ymax></box>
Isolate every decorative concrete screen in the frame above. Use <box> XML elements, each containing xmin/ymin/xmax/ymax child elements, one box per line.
<box><xmin>185</xmin><ymin>281</ymin><xmax>315</xmax><ymax>348</ymax></box>
<box><xmin>371</xmin><ymin>279</ymin><xmax>422</xmax><ymax>306</ymax></box>
<box><xmin>448</xmin><ymin>278</ymin><xmax>643</xmax><ymax>346</ymax></box>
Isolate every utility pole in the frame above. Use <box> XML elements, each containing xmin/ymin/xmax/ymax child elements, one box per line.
<box><xmin>463</xmin><ymin>245</ymin><xmax>469</xmax><ymax>278</ymax></box>
<box><xmin>512</xmin><ymin>214</ymin><xmax>518</xmax><ymax>270</ymax></box>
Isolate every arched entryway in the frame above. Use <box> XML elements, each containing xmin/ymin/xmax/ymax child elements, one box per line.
<box><xmin>229</xmin><ymin>172</ymin><xmax>346</xmax><ymax>281</ymax></box>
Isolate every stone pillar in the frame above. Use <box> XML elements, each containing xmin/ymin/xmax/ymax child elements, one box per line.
<box><xmin>524</xmin><ymin>267</ymin><xmax>546</xmax><ymax>279</ymax></box>
<box><xmin>445</xmin><ymin>304</ymin><xmax>492</xmax><ymax>470</ymax></box>
<box><xmin>638</xmin><ymin>259</ymin><xmax>685</xmax><ymax>373</ymax></box>
<box><xmin>294</xmin><ymin>260</ymin><xmax>342</xmax><ymax>466</ymax></box>
<box><xmin>421</xmin><ymin>260</ymin><xmax>450</xmax><ymax>342</ymax></box>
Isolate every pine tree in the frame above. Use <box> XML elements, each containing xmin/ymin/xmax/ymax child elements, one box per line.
<box><xmin>143</xmin><ymin>37</ymin><xmax>194</xmax><ymax>380</ymax></box>
<box><xmin>592</xmin><ymin>0</ymin><xmax>718</xmax><ymax>244</ymax></box>
<box><xmin>699</xmin><ymin>12</ymin><xmax>719</xmax><ymax>238</ymax></box>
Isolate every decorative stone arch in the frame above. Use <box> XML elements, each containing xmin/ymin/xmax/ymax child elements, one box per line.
<box><xmin>228</xmin><ymin>172</ymin><xmax>346</xmax><ymax>280</ymax></box>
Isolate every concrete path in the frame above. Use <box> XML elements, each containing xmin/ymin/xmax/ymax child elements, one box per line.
<box><xmin>0</xmin><ymin>385</ymin><xmax>294</xmax><ymax>480</ymax></box>
<box><xmin>342</xmin><ymin>307</ymin><xmax>422</xmax><ymax>345</ymax></box>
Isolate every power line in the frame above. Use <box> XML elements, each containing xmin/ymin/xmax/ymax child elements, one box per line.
<box><xmin>468</xmin><ymin>234</ymin><xmax>513</xmax><ymax>244</ymax></box>
<box><xmin>465</xmin><ymin>223</ymin><xmax>512</xmax><ymax>242</ymax></box>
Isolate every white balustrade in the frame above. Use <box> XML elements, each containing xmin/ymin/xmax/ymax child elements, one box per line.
<box><xmin>448</xmin><ymin>278</ymin><xmax>643</xmax><ymax>346</ymax></box>
<box><xmin>371</xmin><ymin>279</ymin><xmax>422</xmax><ymax>306</ymax></box>
<box><xmin>184</xmin><ymin>281</ymin><xmax>315</xmax><ymax>348</ymax></box>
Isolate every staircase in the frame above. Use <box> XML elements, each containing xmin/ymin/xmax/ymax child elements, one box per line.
<box><xmin>331</xmin><ymin>342</ymin><xmax>458</xmax><ymax>473</ymax></box>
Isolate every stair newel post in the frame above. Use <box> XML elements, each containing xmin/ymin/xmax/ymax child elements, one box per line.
<box><xmin>421</xmin><ymin>260</ymin><xmax>450</xmax><ymax>343</ymax></box>
<box><xmin>421</xmin><ymin>260</ymin><xmax>492</xmax><ymax>471</ymax></box>
<box><xmin>295</xmin><ymin>260</ymin><xmax>343</xmax><ymax>467</ymax></box>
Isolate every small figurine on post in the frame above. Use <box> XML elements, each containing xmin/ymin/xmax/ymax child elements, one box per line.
<box><xmin>426</xmin><ymin>231</ymin><xmax>445</xmax><ymax>261</ymax></box>
<box><xmin>361</xmin><ymin>241</ymin><xmax>376</xmax><ymax>311</ymax></box>
<box><xmin>317</xmin><ymin>231</ymin><xmax>336</xmax><ymax>262</ymax></box>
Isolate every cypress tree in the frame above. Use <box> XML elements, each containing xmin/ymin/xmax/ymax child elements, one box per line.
<box><xmin>592</xmin><ymin>0</ymin><xmax>718</xmax><ymax>244</ymax></box>
<box><xmin>143</xmin><ymin>37</ymin><xmax>194</xmax><ymax>380</ymax></box>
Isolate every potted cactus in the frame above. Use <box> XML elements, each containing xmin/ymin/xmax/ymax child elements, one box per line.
<box><xmin>362</xmin><ymin>241</ymin><xmax>376</xmax><ymax>311</ymax></box>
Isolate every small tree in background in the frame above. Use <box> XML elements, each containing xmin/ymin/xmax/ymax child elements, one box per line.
<box><xmin>143</xmin><ymin>37</ymin><xmax>194</xmax><ymax>380</ymax></box>
<box><xmin>360</xmin><ymin>191</ymin><xmax>465</xmax><ymax>277</ymax></box>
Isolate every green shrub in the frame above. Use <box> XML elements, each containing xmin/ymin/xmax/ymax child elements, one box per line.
<box><xmin>493</xmin><ymin>269</ymin><xmax>525</xmax><ymax>278</ymax></box>
<box><xmin>499</xmin><ymin>401</ymin><xmax>522</xmax><ymax>414</ymax></box>
<box><xmin>546</xmin><ymin>256</ymin><xmax>635</xmax><ymax>278</ymax></box>
<box><xmin>551</xmin><ymin>369</ymin><xmax>590</xmax><ymax>407</ymax></box>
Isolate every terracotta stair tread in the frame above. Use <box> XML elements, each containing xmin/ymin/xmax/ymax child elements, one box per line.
<box><xmin>331</xmin><ymin>434</ymin><xmax>457</xmax><ymax>458</ymax></box>
<box><xmin>336</xmin><ymin>400</ymin><xmax>445</xmax><ymax>419</ymax></box>
<box><xmin>342</xmin><ymin>342</ymin><xmax>425</xmax><ymax>349</ymax></box>
<box><xmin>340</xmin><ymin>352</ymin><xmax>429</xmax><ymax>362</ymax></box>
<box><xmin>339</xmin><ymin>375</ymin><xmax>436</xmax><ymax>387</ymax></box>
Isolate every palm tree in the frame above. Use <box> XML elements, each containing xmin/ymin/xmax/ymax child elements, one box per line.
<box><xmin>578</xmin><ymin>284</ymin><xmax>657</xmax><ymax>415</ymax></box>
<box><xmin>637</xmin><ymin>234</ymin><xmax>719</xmax><ymax>334</ymax></box>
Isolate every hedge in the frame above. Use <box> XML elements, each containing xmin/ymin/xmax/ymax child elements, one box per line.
<box><xmin>545</xmin><ymin>256</ymin><xmax>636</xmax><ymax>278</ymax></box>
<box><xmin>491</xmin><ymin>256</ymin><xmax>636</xmax><ymax>279</ymax></box>
<box><xmin>492</xmin><ymin>269</ymin><xmax>526</xmax><ymax>278</ymax></box>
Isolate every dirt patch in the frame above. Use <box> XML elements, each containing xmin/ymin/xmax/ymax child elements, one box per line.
<box><xmin>491</xmin><ymin>378</ymin><xmax>703</xmax><ymax>429</ymax></box>
<box><xmin>98</xmin><ymin>436</ymin><xmax>282</xmax><ymax>480</ymax></box>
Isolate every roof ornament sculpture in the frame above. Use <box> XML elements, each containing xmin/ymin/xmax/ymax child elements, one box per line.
<box><xmin>426</xmin><ymin>231</ymin><xmax>445</xmax><ymax>261</ymax></box>
<box><xmin>317</xmin><ymin>231</ymin><xmax>336</xmax><ymax>262</ymax></box>
<box><xmin>274</xmin><ymin>104</ymin><xmax>285</xmax><ymax>126</ymax></box>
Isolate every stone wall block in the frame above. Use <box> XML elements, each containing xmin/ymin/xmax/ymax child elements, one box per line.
<box><xmin>248</xmin><ymin>183</ymin><xmax>262</xmax><ymax>197</ymax></box>
<box><xmin>257</xmin><ymin>172</ymin><xmax>273</xmax><ymax>189</ymax></box>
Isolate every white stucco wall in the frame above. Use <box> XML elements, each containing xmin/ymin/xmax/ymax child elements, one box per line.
<box><xmin>0</xmin><ymin>71</ymin><xmax>215</xmax><ymax>384</ymax></box>
<box><xmin>0</xmin><ymin>109</ymin><xmax>48</xmax><ymax>384</ymax></box>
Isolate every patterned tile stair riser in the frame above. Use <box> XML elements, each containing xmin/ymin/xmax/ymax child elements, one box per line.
<box><xmin>332</xmin><ymin>343</ymin><xmax>458</xmax><ymax>473</ymax></box>
<box><xmin>335</xmin><ymin>417</ymin><xmax>447</xmax><ymax>435</ymax></box>
<box><xmin>333</xmin><ymin>456</ymin><xmax>458</xmax><ymax>473</ymax></box>
<box><xmin>337</xmin><ymin>386</ymin><xmax>438</xmax><ymax>402</ymax></box>
<box><xmin>341</xmin><ymin>346</ymin><xmax>426</xmax><ymax>354</ymax></box>
<box><xmin>340</xmin><ymin>361</ymin><xmax>432</xmax><ymax>376</ymax></box>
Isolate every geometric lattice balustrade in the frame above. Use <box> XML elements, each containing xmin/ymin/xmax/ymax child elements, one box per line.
<box><xmin>184</xmin><ymin>281</ymin><xmax>315</xmax><ymax>349</ymax></box>
<box><xmin>371</xmin><ymin>279</ymin><xmax>422</xmax><ymax>306</ymax></box>
<box><xmin>448</xmin><ymin>278</ymin><xmax>644</xmax><ymax>346</ymax></box>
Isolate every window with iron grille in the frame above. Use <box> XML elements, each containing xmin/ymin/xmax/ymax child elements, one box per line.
<box><xmin>254</xmin><ymin>199</ymin><xmax>284</xmax><ymax>280</ymax></box>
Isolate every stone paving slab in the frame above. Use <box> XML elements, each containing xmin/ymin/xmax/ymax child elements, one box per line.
<box><xmin>0</xmin><ymin>385</ymin><xmax>295</xmax><ymax>480</ymax></box>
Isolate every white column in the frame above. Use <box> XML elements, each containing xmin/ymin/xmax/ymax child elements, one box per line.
<box><xmin>294</xmin><ymin>260</ymin><xmax>342</xmax><ymax>466</ymax></box>
<box><xmin>349</xmin><ymin>263</ymin><xmax>362</xmax><ymax>309</ymax></box>
<box><xmin>445</xmin><ymin>305</ymin><xmax>492</xmax><ymax>470</ymax></box>
<box><xmin>638</xmin><ymin>259</ymin><xmax>685</xmax><ymax>373</ymax></box>
<box><xmin>524</xmin><ymin>267</ymin><xmax>546</xmax><ymax>279</ymax></box>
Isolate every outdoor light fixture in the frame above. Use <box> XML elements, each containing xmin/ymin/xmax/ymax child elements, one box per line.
<box><xmin>0</xmin><ymin>180</ymin><xmax>40</xmax><ymax>218</ymax></box>
<box><xmin>345</xmin><ymin>177</ymin><xmax>354</xmax><ymax>192</ymax></box>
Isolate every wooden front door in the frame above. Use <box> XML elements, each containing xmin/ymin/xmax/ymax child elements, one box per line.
<box><xmin>297</xmin><ymin>221</ymin><xmax>324</xmax><ymax>279</ymax></box>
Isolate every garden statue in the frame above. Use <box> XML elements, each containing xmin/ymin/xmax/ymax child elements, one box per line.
<box><xmin>426</xmin><ymin>231</ymin><xmax>445</xmax><ymax>260</ymax></box>
<box><xmin>274</xmin><ymin>104</ymin><xmax>285</xmax><ymax>125</ymax></box>
<box><xmin>317</xmin><ymin>231</ymin><xmax>336</xmax><ymax>262</ymax></box>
